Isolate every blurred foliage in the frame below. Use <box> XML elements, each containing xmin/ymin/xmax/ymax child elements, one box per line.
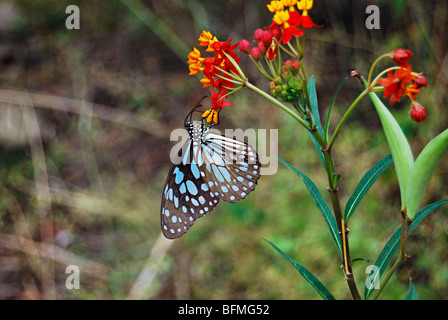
<box><xmin>0</xmin><ymin>0</ymin><xmax>447</xmax><ymax>300</ymax></box>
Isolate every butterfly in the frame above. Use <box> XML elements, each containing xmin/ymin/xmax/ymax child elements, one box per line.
<box><xmin>161</xmin><ymin>100</ymin><xmax>261</xmax><ymax>239</ymax></box>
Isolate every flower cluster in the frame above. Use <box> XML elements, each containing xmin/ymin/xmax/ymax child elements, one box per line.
<box><xmin>239</xmin><ymin>0</ymin><xmax>321</xmax><ymax>61</ymax></box>
<box><xmin>377</xmin><ymin>49</ymin><xmax>427</xmax><ymax>122</ymax></box>
<box><xmin>187</xmin><ymin>31</ymin><xmax>242</xmax><ymax>122</ymax></box>
<box><xmin>269</xmin><ymin>60</ymin><xmax>303</xmax><ymax>102</ymax></box>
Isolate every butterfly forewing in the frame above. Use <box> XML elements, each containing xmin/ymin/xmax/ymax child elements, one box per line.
<box><xmin>161</xmin><ymin>138</ymin><xmax>220</xmax><ymax>239</ymax></box>
<box><xmin>161</xmin><ymin>122</ymin><xmax>261</xmax><ymax>239</ymax></box>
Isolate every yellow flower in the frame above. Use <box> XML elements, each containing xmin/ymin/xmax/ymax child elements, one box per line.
<box><xmin>202</xmin><ymin>108</ymin><xmax>219</xmax><ymax>123</ymax></box>
<box><xmin>282</xmin><ymin>0</ymin><xmax>297</xmax><ymax>9</ymax></box>
<box><xmin>273</xmin><ymin>10</ymin><xmax>290</xmax><ymax>26</ymax></box>
<box><xmin>187</xmin><ymin>47</ymin><xmax>204</xmax><ymax>75</ymax></box>
<box><xmin>297</xmin><ymin>0</ymin><xmax>313</xmax><ymax>11</ymax></box>
<box><xmin>200</xmin><ymin>75</ymin><xmax>212</xmax><ymax>88</ymax></box>
<box><xmin>187</xmin><ymin>47</ymin><xmax>202</xmax><ymax>64</ymax></box>
<box><xmin>198</xmin><ymin>30</ymin><xmax>218</xmax><ymax>52</ymax></box>
<box><xmin>267</xmin><ymin>1</ymin><xmax>284</xmax><ymax>13</ymax></box>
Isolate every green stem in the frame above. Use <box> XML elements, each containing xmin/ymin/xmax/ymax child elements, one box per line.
<box><xmin>310</xmin><ymin>129</ymin><xmax>361</xmax><ymax>300</ymax></box>
<box><xmin>367</xmin><ymin>53</ymin><xmax>392</xmax><ymax>86</ymax></box>
<box><xmin>278</xmin><ymin>44</ymin><xmax>296</xmax><ymax>58</ymax></box>
<box><xmin>328</xmin><ymin>88</ymin><xmax>369</xmax><ymax>149</ymax></box>
<box><xmin>244</xmin><ymin>81</ymin><xmax>310</xmax><ymax>129</ymax></box>
<box><xmin>371</xmin><ymin>216</ymin><xmax>412</xmax><ymax>300</ymax></box>
<box><xmin>247</xmin><ymin>77</ymin><xmax>362</xmax><ymax>299</ymax></box>
<box><xmin>249</xmin><ymin>56</ymin><xmax>274</xmax><ymax>81</ymax></box>
<box><xmin>265</xmin><ymin>56</ymin><xmax>277</xmax><ymax>78</ymax></box>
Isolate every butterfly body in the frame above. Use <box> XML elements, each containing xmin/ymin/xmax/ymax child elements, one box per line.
<box><xmin>161</xmin><ymin>113</ymin><xmax>261</xmax><ymax>239</ymax></box>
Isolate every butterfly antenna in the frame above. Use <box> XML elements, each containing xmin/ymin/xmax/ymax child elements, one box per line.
<box><xmin>185</xmin><ymin>96</ymin><xmax>208</xmax><ymax>123</ymax></box>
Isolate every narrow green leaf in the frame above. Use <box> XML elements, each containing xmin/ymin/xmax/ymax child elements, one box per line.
<box><xmin>307</xmin><ymin>131</ymin><xmax>327</xmax><ymax>172</ymax></box>
<box><xmin>279</xmin><ymin>157</ymin><xmax>342</xmax><ymax>253</ymax></box>
<box><xmin>369</xmin><ymin>92</ymin><xmax>414</xmax><ymax>210</ymax></box>
<box><xmin>406</xmin><ymin>128</ymin><xmax>448</xmax><ymax>220</ymax></box>
<box><xmin>404</xmin><ymin>279</ymin><xmax>419</xmax><ymax>300</ymax></box>
<box><xmin>264</xmin><ymin>239</ymin><xmax>336</xmax><ymax>300</ymax></box>
<box><xmin>308</xmin><ymin>75</ymin><xmax>324</xmax><ymax>137</ymax></box>
<box><xmin>364</xmin><ymin>200</ymin><xmax>448</xmax><ymax>299</ymax></box>
<box><xmin>307</xmin><ymin>76</ymin><xmax>327</xmax><ymax>171</ymax></box>
<box><xmin>344</xmin><ymin>154</ymin><xmax>393</xmax><ymax>221</ymax></box>
<box><xmin>325</xmin><ymin>77</ymin><xmax>347</xmax><ymax>144</ymax></box>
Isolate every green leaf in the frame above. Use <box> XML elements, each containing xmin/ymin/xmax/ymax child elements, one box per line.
<box><xmin>369</xmin><ymin>92</ymin><xmax>414</xmax><ymax>211</ymax></box>
<box><xmin>278</xmin><ymin>157</ymin><xmax>342</xmax><ymax>254</ymax></box>
<box><xmin>325</xmin><ymin>77</ymin><xmax>347</xmax><ymax>144</ymax></box>
<box><xmin>264</xmin><ymin>238</ymin><xmax>336</xmax><ymax>300</ymax></box>
<box><xmin>406</xmin><ymin>128</ymin><xmax>448</xmax><ymax>220</ymax></box>
<box><xmin>307</xmin><ymin>131</ymin><xmax>327</xmax><ymax>172</ymax></box>
<box><xmin>308</xmin><ymin>75</ymin><xmax>324</xmax><ymax>137</ymax></box>
<box><xmin>364</xmin><ymin>200</ymin><xmax>448</xmax><ymax>299</ymax></box>
<box><xmin>306</xmin><ymin>76</ymin><xmax>327</xmax><ymax>171</ymax></box>
<box><xmin>344</xmin><ymin>154</ymin><xmax>393</xmax><ymax>221</ymax></box>
<box><xmin>404</xmin><ymin>278</ymin><xmax>419</xmax><ymax>300</ymax></box>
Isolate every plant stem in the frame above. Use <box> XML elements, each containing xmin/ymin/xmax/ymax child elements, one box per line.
<box><xmin>244</xmin><ymin>81</ymin><xmax>310</xmax><ymax>129</ymax></box>
<box><xmin>367</xmin><ymin>53</ymin><xmax>392</xmax><ymax>86</ymax></box>
<box><xmin>250</xmin><ymin>56</ymin><xmax>274</xmax><ymax>81</ymax></box>
<box><xmin>310</xmin><ymin>129</ymin><xmax>362</xmax><ymax>300</ymax></box>
<box><xmin>328</xmin><ymin>88</ymin><xmax>369</xmax><ymax>149</ymax></box>
<box><xmin>371</xmin><ymin>214</ymin><xmax>412</xmax><ymax>300</ymax></box>
<box><xmin>247</xmin><ymin>78</ymin><xmax>361</xmax><ymax>299</ymax></box>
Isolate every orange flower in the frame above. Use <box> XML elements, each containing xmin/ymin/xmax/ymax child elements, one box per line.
<box><xmin>187</xmin><ymin>47</ymin><xmax>204</xmax><ymax>75</ymax></box>
<box><xmin>198</xmin><ymin>30</ymin><xmax>218</xmax><ymax>52</ymax></box>
<box><xmin>377</xmin><ymin>67</ymin><xmax>416</xmax><ymax>106</ymax></box>
<box><xmin>405</xmin><ymin>83</ymin><xmax>420</xmax><ymax>100</ymax></box>
<box><xmin>202</xmin><ymin>108</ymin><xmax>219</xmax><ymax>123</ymax></box>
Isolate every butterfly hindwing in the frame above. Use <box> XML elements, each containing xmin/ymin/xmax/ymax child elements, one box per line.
<box><xmin>201</xmin><ymin>133</ymin><xmax>261</xmax><ymax>203</ymax></box>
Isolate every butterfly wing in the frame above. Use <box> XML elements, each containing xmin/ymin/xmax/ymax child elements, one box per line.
<box><xmin>200</xmin><ymin>133</ymin><xmax>261</xmax><ymax>202</ymax></box>
<box><xmin>161</xmin><ymin>139</ymin><xmax>220</xmax><ymax>239</ymax></box>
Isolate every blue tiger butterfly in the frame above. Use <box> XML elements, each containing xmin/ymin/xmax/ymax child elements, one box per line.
<box><xmin>161</xmin><ymin>100</ymin><xmax>261</xmax><ymax>239</ymax></box>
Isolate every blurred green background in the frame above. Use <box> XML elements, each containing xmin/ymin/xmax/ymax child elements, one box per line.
<box><xmin>0</xmin><ymin>0</ymin><xmax>447</xmax><ymax>300</ymax></box>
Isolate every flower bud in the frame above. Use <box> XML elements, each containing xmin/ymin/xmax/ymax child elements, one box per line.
<box><xmin>410</xmin><ymin>101</ymin><xmax>426</xmax><ymax>123</ymax></box>
<box><xmin>414</xmin><ymin>75</ymin><xmax>427</xmax><ymax>88</ymax></box>
<box><xmin>270</xmin><ymin>25</ymin><xmax>281</xmax><ymax>40</ymax></box>
<box><xmin>391</xmin><ymin>49</ymin><xmax>413</xmax><ymax>67</ymax></box>
<box><xmin>250</xmin><ymin>47</ymin><xmax>261</xmax><ymax>61</ymax></box>
<box><xmin>261</xmin><ymin>31</ymin><xmax>273</xmax><ymax>46</ymax></box>
<box><xmin>239</xmin><ymin>39</ymin><xmax>251</xmax><ymax>53</ymax></box>
<box><xmin>257</xmin><ymin>41</ymin><xmax>267</xmax><ymax>54</ymax></box>
<box><xmin>254</xmin><ymin>28</ymin><xmax>264</xmax><ymax>42</ymax></box>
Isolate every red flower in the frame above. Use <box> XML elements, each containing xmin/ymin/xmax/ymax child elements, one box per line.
<box><xmin>377</xmin><ymin>68</ymin><xmax>416</xmax><ymax>106</ymax></box>
<box><xmin>410</xmin><ymin>101</ymin><xmax>426</xmax><ymax>123</ymax></box>
<box><xmin>269</xmin><ymin>10</ymin><xmax>305</xmax><ymax>44</ymax></box>
<box><xmin>210</xmin><ymin>88</ymin><xmax>234</xmax><ymax>110</ymax></box>
<box><xmin>188</xmin><ymin>31</ymin><xmax>243</xmax><ymax>120</ymax></box>
<box><xmin>266</xmin><ymin>43</ymin><xmax>278</xmax><ymax>61</ymax></box>
<box><xmin>391</xmin><ymin>49</ymin><xmax>413</xmax><ymax>68</ymax></box>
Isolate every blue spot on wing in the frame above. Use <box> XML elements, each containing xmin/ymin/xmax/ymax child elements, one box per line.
<box><xmin>186</xmin><ymin>180</ymin><xmax>198</xmax><ymax>195</ymax></box>
<box><xmin>174</xmin><ymin>167</ymin><xmax>184</xmax><ymax>184</ymax></box>
<box><xmin>191</xmin><ymin>157</ymin><xmax>200</xmax><ymax>179</ymax></box>
<box><xmin>179</xmin><ymin>182</ymin><xmax>186</xmax><ymax>194</ymax></box>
